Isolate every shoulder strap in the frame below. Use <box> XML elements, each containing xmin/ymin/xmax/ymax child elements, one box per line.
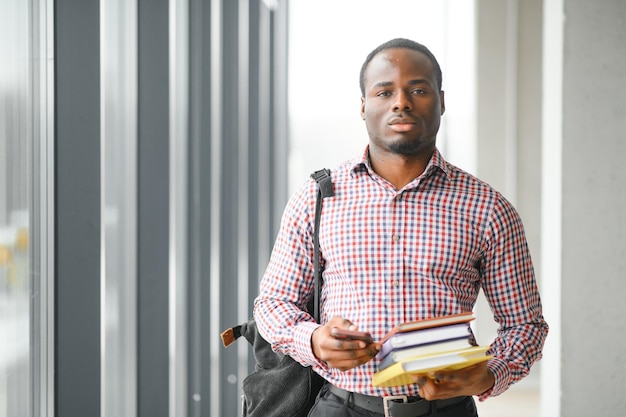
<box><xmin>310</xmin><ymin>169</ymin><xmax>334</xmax><ymax>323</ymax></box>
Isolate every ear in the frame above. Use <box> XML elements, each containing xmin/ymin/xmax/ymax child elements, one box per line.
<box><xmin>360</xmin><ymin>97</ymin><xmax>366</xmax><ymax>120</ymax></box>
<box><xmin>439</xmin><ymin>91</ymin><xmax>446</xmax><ymax>115</ymax></box>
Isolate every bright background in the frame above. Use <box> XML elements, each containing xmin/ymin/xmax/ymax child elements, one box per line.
<box><xmin>288</xmin><ymin>0</ymin><xmax>476</xmax><ymax>194</ymax></box>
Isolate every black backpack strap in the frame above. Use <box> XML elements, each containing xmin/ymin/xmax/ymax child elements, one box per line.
<box><xmin>311</xmin><ymin>168</ymin><xmax>334</xmax><ymax>200</ymax></box>
<box><xmin>310</xmin><ymin>169</ymin><xmax>334</xmax><ymax>323</ymax></box>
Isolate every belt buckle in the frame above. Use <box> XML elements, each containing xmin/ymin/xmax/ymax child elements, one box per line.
<box><xmin>382</xmin><ymin>395</ymin><xmax>408</xmax><ymax>417</ymax></box>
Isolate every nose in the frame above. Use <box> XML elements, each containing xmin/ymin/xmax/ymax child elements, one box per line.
<box><xmin>392</xmin><ymin>90</ymin><xmax>412</xmax><ymax>112</ymax></box>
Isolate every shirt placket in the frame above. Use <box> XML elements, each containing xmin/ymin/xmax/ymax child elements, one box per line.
<box><xmin>388</xmin><ymin>191</ymin><xmax>406</xmax><ymax>327</ymax></box>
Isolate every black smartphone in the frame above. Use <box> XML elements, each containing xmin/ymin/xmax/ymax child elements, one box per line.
<box><xmin>331</xmin><ymin>328</ymin><xmax>373</xmax><ymax>344</ymax></box>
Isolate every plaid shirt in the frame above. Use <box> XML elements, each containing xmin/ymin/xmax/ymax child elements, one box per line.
<box><xmin>254</xmin><ymin>146</ymin><xmax>548</xmax><ymax>398</ymax></box>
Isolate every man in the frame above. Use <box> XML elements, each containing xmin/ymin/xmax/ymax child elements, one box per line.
<box><xmin>254</xmin><ymin>38</ymin><xmax>548</xmax><ymax>417</ymax></box>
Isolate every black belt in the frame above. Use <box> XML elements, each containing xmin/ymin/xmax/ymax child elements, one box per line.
<box><xmin>328</xmin><ymin>384</ymin><xmax>467</xmax><ymax>417</ymax></box>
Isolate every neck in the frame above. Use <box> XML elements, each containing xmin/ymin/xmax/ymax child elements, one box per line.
<box><xmin>368</xmin><ymin>146</ymin><xmax>434</xmax><ymax>189</ymax></box>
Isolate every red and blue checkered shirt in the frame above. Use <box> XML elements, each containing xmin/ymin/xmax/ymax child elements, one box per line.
<box><xmin>254</xmin><ymin>146</ymin><xmax>548</xmax><ymax>399</ymax></box>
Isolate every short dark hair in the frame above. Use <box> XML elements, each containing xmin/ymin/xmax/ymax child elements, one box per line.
<box><xmin>359</xmin><ymin>38</ymin><xmax>443</xmax><ymax>96</ymax></box>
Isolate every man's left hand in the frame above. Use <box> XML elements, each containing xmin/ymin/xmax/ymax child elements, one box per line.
<box><xmin>413</xmin><ymin>362</ymin><xmax>495</xmax><ymax>400</ymax></box>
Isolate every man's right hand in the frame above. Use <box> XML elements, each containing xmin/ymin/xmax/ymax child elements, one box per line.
<box><xmin>311</xmin><ymin>316</ymin><xmax>381</xmax><ymax>371</ymax></box>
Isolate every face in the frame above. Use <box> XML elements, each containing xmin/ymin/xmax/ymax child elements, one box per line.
<box><xmin>360</xmin><ymin>48</ymin><xmax>445</xmax><ymax>156</ymax></box>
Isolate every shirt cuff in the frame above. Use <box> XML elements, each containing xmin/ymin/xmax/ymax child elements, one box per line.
<box><xmin>292</xmin><ymin>321</ymin><xmax>329</xmax><ymax>370</ymax></box>
<box><xmin>478</xmin><ymin>357</ymin><xmax>512</xmax><ymax>400</ymax></box>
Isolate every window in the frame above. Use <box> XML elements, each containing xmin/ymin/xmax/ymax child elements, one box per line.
<box><xmin>0</xmin><ymin>0</ymin><xmax>53</xmax><ymax>416</ymax></box>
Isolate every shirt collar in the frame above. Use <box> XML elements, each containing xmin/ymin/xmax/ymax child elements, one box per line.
<box><xmin>350</xmin><ymin>145</ymin><xmax>452</xmax><ymax>182</ymax></box>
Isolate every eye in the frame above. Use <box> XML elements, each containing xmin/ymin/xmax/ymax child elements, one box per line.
<box><xmin>411</xmin><ymin>88</ymin><xmax>427</xmax><ymax>95</ymax></box>
<box><xmin>376</xmin><ymin>90</ymin><xmax>392</xmax><ymax>98</ymax></box>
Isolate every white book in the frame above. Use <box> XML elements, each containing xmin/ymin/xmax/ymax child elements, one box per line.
<box><xmin>378</xmin><ymin>337</ymin><xmax>472</xmax><ymax>370</ymax></box>
<box><xmin>379</xmin><ymin>323</ymin><xmax>472</xmax><ymax>358</ymax></box>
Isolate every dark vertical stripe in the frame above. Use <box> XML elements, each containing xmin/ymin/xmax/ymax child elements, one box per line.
<box><xmin>54</xmin><ymin>1</ymin><xmax>101</xmax><ymax>416</ymax></box>
<box><xmin>137</xmin><ymin>1</ymin><xmax>170</xmax><ymax>416</ymax></box>
<box><xmin>187</xmin><ymin>0</ymin><xmax>212</xmax><ymax>416</ymax></box>
<box><xmin>218</xmin><ymin>1</ymin><xmax>241</xmax><ymax>415</ymax></box>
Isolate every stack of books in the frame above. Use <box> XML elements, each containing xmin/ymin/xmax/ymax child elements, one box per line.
<box><xmin>372</xmin><ymin>312</ymin><xmax>491</xmax><ymax>387</ymax></box>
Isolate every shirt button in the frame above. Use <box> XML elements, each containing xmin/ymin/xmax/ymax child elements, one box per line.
<box><xmin>392</xmin><ymin>234</ymin><xmax>400</xmax><ymax>242</ymax></box>
<box><xmin>391</xmin><ymin>280</ymin><xmax>399</xmax><ymax>287</ymax></box>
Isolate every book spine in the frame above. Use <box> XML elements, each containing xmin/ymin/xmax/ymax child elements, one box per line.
<box><xmin>380</xmin><ymin>324</ymin><xmax>472</xmax><ymax>357</ymax></box>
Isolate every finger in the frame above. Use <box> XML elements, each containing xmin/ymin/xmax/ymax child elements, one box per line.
<box><xmin>326</xmin><ymin>316</ymin><xmax>350</xmax><ymax>329</ymax></box>
<box><xmin>339</xmin><ymin>317</ymin><xmax>355</xmax><ymax>329</ymax></box>
<box><xmin>341</xmin><ymin>340</ymin><xmax>367</xmax><ymax>350</ymax></box>
<box><xmin>369</xmin><ymin>344</ymin><xmax>381</xmax><ymax>357</ymax></box>
<box><xmin>416</xmin><ymin>374</ymin><xmax>455</xmax><ymax>401</ymax></box>
<box><xmin>432</xmin><ymin>371</ymin><xmax>451</xmax><ymax>383</ymax></box>
<box><xmin>418</xmin><ymin>379</ymin><xmax>440</xmax><ymax>400</ymax></box>
<box><xmin>417</xmin><ymin>382</ymin><xmax>428</xmax><ymax>398</ymax></box>
<box><xmin>414</xmin><ymin>376</ymin><xmax>427</xmax><ymax>387</ymax></box>
<box><xmin>330</xmin><ymin>350</ymin><xmax>376</xmax><ymax>371</ymax></box>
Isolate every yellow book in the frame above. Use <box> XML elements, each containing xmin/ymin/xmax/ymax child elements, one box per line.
<box><xmin>372</xmin><ymin>345</ymin><xmax>492</xmax><ymax>387</ymax></box>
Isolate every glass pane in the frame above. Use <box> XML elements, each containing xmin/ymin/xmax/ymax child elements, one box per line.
<box><xmin>0</xmin><ymin>1</ymin><xmax>32</xmax><ymax>416</ymax></box>
<box><xmin>101</xmin><ymin>1</ymin><xmax>138</xmax><ymax>416</ymax></box>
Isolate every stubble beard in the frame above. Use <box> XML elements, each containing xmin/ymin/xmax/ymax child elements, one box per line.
<box><xmin>387</xmin><ymin>138</ymin><xmax>421</xmax><ymax>155</ymax></box>
<box><xmin>385</xmin><ymin>134</ymin><xmax>435</xmax><ymax>156</ymax></box>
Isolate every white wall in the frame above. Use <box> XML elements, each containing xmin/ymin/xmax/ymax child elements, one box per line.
<box><xmin>554</xmin><ymin>0</ymin><xmax>626</xmax><ymax>415</ymax></box>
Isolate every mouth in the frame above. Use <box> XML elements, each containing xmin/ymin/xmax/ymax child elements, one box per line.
<box><xmin>388</xmin><ymin>117</ymin><xmax>416</xmax><ymax>133</ymax></box>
